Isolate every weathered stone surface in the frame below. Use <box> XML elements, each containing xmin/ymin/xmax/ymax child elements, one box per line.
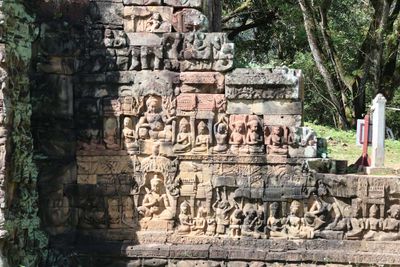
<box><xmin>227</xmin><ymin>100</ymin><xmax>302</xmax><ymax>115</ymax></box>
<box><xmin>123</xmin><ymin>0</ymin><xmax>161</xmax><ymax>5</ymax></box>
<box><xmin>225</xmin><ymin>68</ymin><xmax>303</xmax><ymax>100</ymax></box>
<box><xmin>264</xmin><ymin>114</ymin><xmax>302</xmax><ymax>127</ymax></box>
<box><xmin>180</xmin><ymin>72</ymin><xmax>224</xmax><ymax>93</ymax></box>
<box><xmin>126</xmin><ymin>33</ymin><xmax>163</xmax><ymax>46</ymax></box>
<box><xmin>165</xmin><ymin>0</ymin><xmax>202</xmax><ymax>8</ymax></box>
<box><xmin>124</xmin><ymin>6</ymin><xmax>173</xmax><ymax>33</ymax></box>
<box><xmin>172</xmin><ymin>8</ymin><xmax>208</xmax><ymax>32</ymax></box>
<box><xmin>89</xmin><ymin>2</ymin><xmax>124</xmax><ymax>25</ymax></box>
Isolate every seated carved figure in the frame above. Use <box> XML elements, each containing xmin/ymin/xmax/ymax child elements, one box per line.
<box><xmin>192</xmin><ymin>121</ymin><xmax>210</xmax><ymax>153</ymax></box>
<box><xmin>191</xmin><ymin>206</ymin><xmax>207</xmax><ymax>235</ymax></box>
<box><xmin>284</xmin><ymin>201</ymin><xmax>314</xmax><ymax>239</ymax></box>
<box><xmin>137</xmin><ymin>176</ymin><xmax>173</xmax><ymax>220</ymax></box>
<box><xmin>173</xmin><ymin>118</ymin><xmax>192</xmax><ymax>153</ymax></box>
<box><xmin>229</xmin><ymin>121</ymin><xmax>246</xmax><ymax>154</ymax></box>
<box><xmin>364</xmin><ymin>204</ymin><xmax>383</xmax><ymax>240</ymax></box>
<box><xmin>177</xmin><ymin>202</ymin><xmax>193</xmax><ymax>235</ymax></box>
<box><xmin>246</xmin><ymin>119</ymin><xmax>264</xmax><ymax>154</ymax></box>
<box><xmin>122</xmin><ymin>117</ymin><xmax>139</xmax><ymax>155</ymax></box>
<box><xmin>343</xmin><ymin>205</ymin><xmax>364</xmax><ymax>240</ymax></box>
<box><xmin>103</xmin><ymin>117</ymin><xmax>120</xmax><ymax>150</ymax></box>
<box><xmin>242</xmin><ymin>209</ymin><xmax>258</xmax><ymax>237</ymax></box>
<box><xmin>213</xmin><ymin>121</ymin><xmax>228</xmax><ymax>153</ymax></box>
<box><xmin>137</xmin><ymin>96</ymin><xmax>166</xmax><ymax>140</ymax></box>
<box><xmin>267</xmin><ymin>202</ymin><xmax>285</xmax><ymax>239</ymax></box>
<box><xmin>266</xmin><ymin>126</ymin><xmax>288</xmax><ymax>155</ymax></box>
<box><xmin>375</xmin><ymin>204</ymin><xmax>400</xmax><ymax>241</ymax></box>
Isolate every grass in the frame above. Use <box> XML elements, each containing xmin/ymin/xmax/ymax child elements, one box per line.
<box><xmin>305</xmin><ymin>122</ymin><xmax>400</xmax><ymax>171</ymax></box>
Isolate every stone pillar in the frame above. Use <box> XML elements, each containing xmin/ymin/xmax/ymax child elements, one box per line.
<box><xmin>371</xmin><ymin>94</ymin><xmax>386</xmax><ymax>168</ymax></box>
<box><xmin>366</xmin><ymin>94</ymin><xmax>394</xmax><ymax>175</ymax></box>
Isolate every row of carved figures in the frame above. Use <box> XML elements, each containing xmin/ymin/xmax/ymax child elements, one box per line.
<box><xmin>175</xmin><ymin>201</ymin><xmax>400</xmax><ymax>241</ymax></box>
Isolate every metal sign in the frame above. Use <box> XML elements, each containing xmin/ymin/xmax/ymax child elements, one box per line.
<box><xmin>356</xmin><ymin>119</ymin><xmax>372</xmax><ymax>146</ymax></box>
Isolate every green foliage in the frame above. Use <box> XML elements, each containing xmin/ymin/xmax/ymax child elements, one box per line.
<box><xmin>3</xmin><ymin>1</ymin><xmax>49</xmax><ymax>266</ymax></box>
<box><xmin>386</xmin><ymin>88</ymin><xmax>400</xmax><ymax>138</ymax></box>
<box><xmin>306</xmin><ymin>122</ymin><xmax>400</xmax><ymax>170</ymax></box>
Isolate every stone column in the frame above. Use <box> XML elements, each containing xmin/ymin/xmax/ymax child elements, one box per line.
<box><xmin>370</xmin><ymin>94</ymin><xmax>386</xmax><ymax>168</ymax></box>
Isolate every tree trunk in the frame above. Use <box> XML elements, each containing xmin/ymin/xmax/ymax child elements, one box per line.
<box><xmin>298</xmin><ymin>0</ymin><xmax>350</xmax><ymax>129</ymax></box>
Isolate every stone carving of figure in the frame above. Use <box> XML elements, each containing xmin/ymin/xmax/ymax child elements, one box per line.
<box><xmin>213</xmin><ymin>119</ymin><xmax>228</xmax><ymax>153</ymax></box>
<box><xmin>173</xmin><ymin>118</ymin><xmax>192</xmax><ymax>153</ymax></box>
<box><xmin>146</xmin><ymin>13</ymin><xmax>162</xmax><ymax>32</ymax></box>
<box><xmin>266</xmin><ymin>126</ymin><xmax>288</xmax><ymax>155</ymax></box>
<box><xmin>123</xmin><ymin>117</ymin><xmax>139</xmax><ymax>155</ymax></box>
<box><xmin>80</xmin><ymin>197</ymin><xmax>107</xmax><ymax>228</ymax></box>
<box><xmin>375</xmin><ymin>204</ymin><xmax>400</xmax><ymax>241</ymax></box>
<box><xmin>137</xmin><ymin>96</ymin><xmax>168</xmax><ymax>140</ymax></box>
<box><xmin>177</xmin><ymin>201</ymin><xmax>193</xmax><ymax>235</ymax></box>
<box><xmin>191</xmin><ymin>206</ymin><xmax>207</xmax><ymax>235</ymax></box>
<box><xmin>229</xmin><ymin>205</ymin><xmax>243</xmax><ymax>238</ymax></box>
<box><xmin>363</xmin><ymin>204</ymin><xmax>383</xmax><ymax>240</ymax></box>
<box><xmin>267</xmin><ymin>202</ymin><xmax>285</xmax><ymax>239</ymax></box>
<box><xmin>213</xmin><ymin>199</ymin><xmax>233</xmax><ymax>236</ymax></box>
<box><xmin>246</xmin><ymin>118</ymin><xmax>264</xmax><ymax>154</ymax></box>
<box><xmin>104</xmin><ymin>29</ymin><xmax>114</xmax><ymax>48</ymax></box>
<box><xmin>344</xmin><ymin>204</ymin><xmax>365</xmax><ymax>240</ymax></box>
<box><xmin>103</xmin><ymin>117</ymin><xmax>120</xmax><ymax>150</ymax></box>
<box><xmin>122</xmin><ymin>197</ymin><xmax>135</xmax><ymax>226</ymax></box>
<box><xmin>137</xmin><ymin>175</ymin><xmax>173</xmax><ymax>220</ymax></box>
<box><xmin>284</xmin><ymin>200</ymin><xmax>314</xmax><ymax>239</ymax></box>
<box><xmin>206</xmin><ymin>216</ymin><xmax>216</xmax><ymax>236</ymax></box>
<box><xmin>229</xmin><ymin>121</ymin><xmax>246</xmax><ymax>154</ymax></box>
<box><xmin>192</xmin><ymin>121</ymin><xmax>210</xmax><ymax>153</ymax></box>
<box><xmin>108</xmin><ymin>199</ymin><xmax>120</xmax><ymax>226</ymax></box>
<box><xmin>46</xmin><ymin>192</ymin><xmax>71</xmax><ymax>234</ymax></box>
<box><xmin>242</xmin><ymin>209</ymin><xmax>258</xmax><ymax>237</ymax></box>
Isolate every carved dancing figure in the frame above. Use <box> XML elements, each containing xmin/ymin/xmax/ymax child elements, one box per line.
<box><xmin>213</xmin><ymin>120</ymin><xmax>228</xmax><ymax>153</ymax></box>
<box><xmin>229</xmin><ymin>205</ymin><xmax>243</xmax><ymax>238</ymax></box>
<box><xmin>213</xmin><ymin>200</ymin><xmax>233</xmax><ymax>235</ymax></box>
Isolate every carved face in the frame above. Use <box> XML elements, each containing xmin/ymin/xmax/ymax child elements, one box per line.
<box><xmin>217</xmin><ymin>123</ymin><xmax>227</xmax><ymax>134</ymax></box>
<box><xmin>150</xmin><ymin>178</ymin><xmax>162</xmax><ymax>193</ymax></box>
<box><xmin>181</xmin><ymin>203</ymin><xmax>189</xmax><ymax>214</ymax></box>
<box><xmin>369</xmin><ymin>205</ymin><xmax>378</xmax><ymax>218</ymax></box>
<box><xmin>123</xmin><ymin>117</ymin><xmax>132</xmax><ymax>128</ymax></box>
<box><xmin>148</xmin><ymin>102</ymin><xmax>158</xmax><ymax>113</ymax></box>
<box><xmin>272</xmin><ymin>126</ymin><xmax>281</xmax><ymax>136</ymax></box>
<box><xmin>289</xmin><ymin>201</ymin><xmax>301</xmax><ymax>216</ymax></box>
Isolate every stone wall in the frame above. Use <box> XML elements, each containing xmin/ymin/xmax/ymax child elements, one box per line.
<box><xmin>0</xmin><ymin>0</ymin><xmax>399</xmax><ymax>266</ymax></box>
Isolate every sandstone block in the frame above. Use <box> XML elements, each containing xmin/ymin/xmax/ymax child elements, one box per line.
<box><xmin>225</xmin><ymin>68</ymin><xmax>303</xmax><ymax>100</ymax></box>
